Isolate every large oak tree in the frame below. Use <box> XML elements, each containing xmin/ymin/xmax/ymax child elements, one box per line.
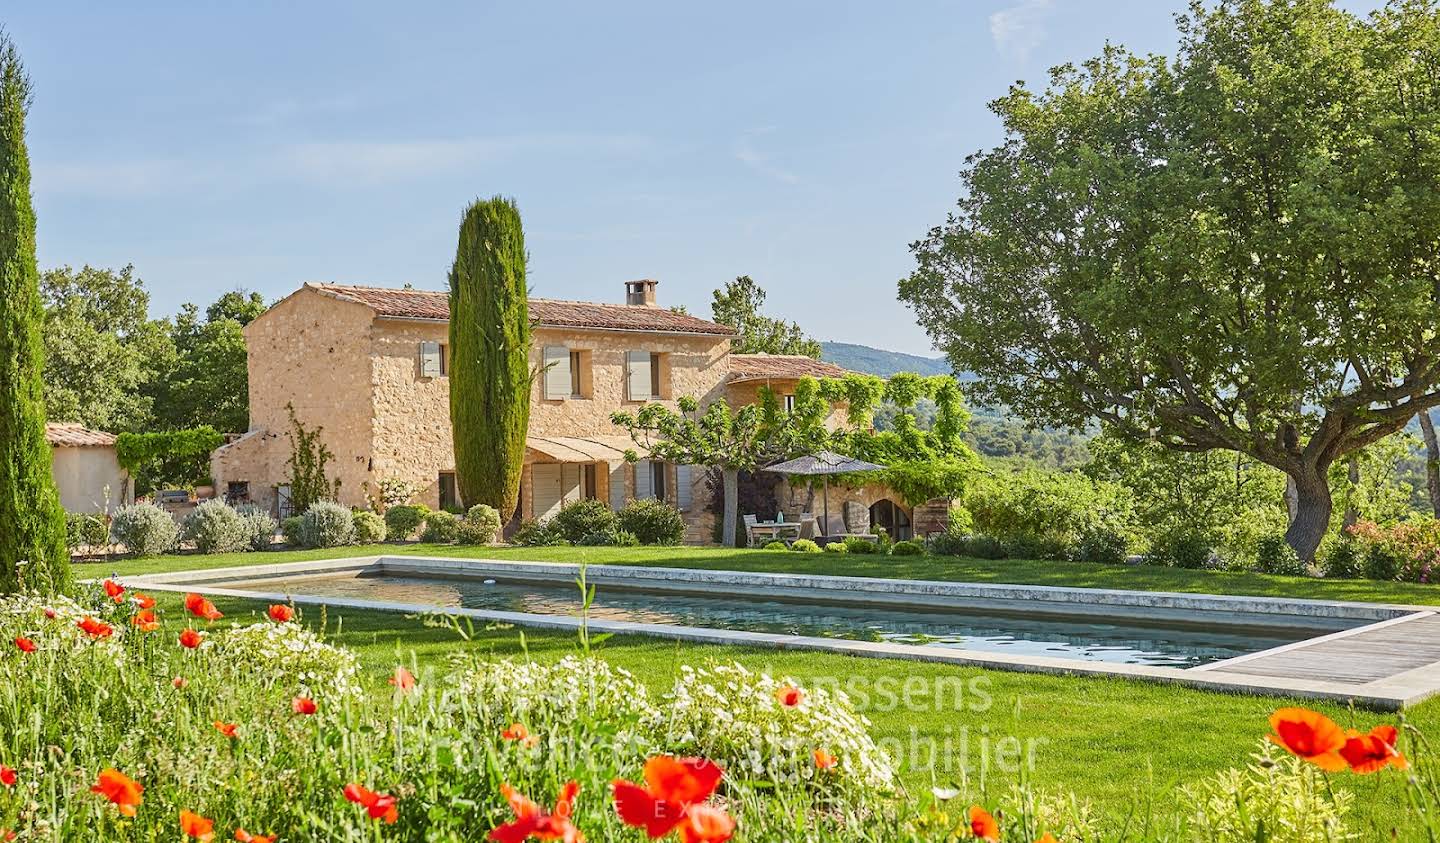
<box><xmin>901</xmin><ymin>0</ymin><xmax>1440</xmax><ymax>560</ymax></box>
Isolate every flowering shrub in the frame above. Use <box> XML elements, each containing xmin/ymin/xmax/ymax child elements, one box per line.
<box><xmin>111</xmin><ymin>502</ymin><xmax>179</xmax><ymax>557</ymax></box>
<box><xmin>210</xmin><ymin>621</ymin><xmax>361</xmax><ymax>700</ymax></box>
<box><xmin>1345</xmin><ymin>520</ymin><xmax>1440</xmax><ymax>582</ymax></box>
<box><xmin>0</xmin><ymin>591</ymin><xmax>127</xmax><ymax>658</ymax></box>
<box><xmin>182</xmin><ymin>500</ymin><xmax>250</xmax><ymax>554</ymax></box>
<box><xmin>663</xmin><ymin>663</ymin><xmax>895</xmax><ymax>795</ymax></box>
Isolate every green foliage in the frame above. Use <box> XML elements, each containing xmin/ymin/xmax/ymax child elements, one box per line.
<box><xmin>615</xmin><ymin>498</ymin><xmax>684</xmax><ymax>546</ymax></box>
<box><xmin>761</xmin><ymin>540</ymin><xmax>788</xmax><ymax>551</ymax></box>
<box><xmin>279</xmin><ymin>516</ymin><xmax>303</xmax><ymax>547</ymax></box>
<box><xmin>1073</xmin><ymin>525</ymin><xmax>1129</xmax><ymax>565</ymax></box>
<box><xmin>578</xmin><ymin>527</ymin><xmax>639</xmax><ymax>547</ymax></box>
<box><xmin>110</xmin><ymin>502</ymin><xmax>179</xmax><ymax>557</ymax></box>
<box><xmin>236</xmin><ymin>505</ymin><xmax>277</xmax><ymax>551</ymax></box>
<box><xmin>843</xmin><ymin>536</ymin><xmax>880</xmax><ymax>555</ymax></box>
<box><xmin>1148</xmin><ymin>528</ymin><xmax>1213</xmax><ymax>570</ymax></box>
<box><xmin>282</xmin><ymin>404</ymin><xmax>338</xmax><ymax>514</ymax></box>
<box><xmin>298</xmin><ymin>501</ymin><xmax>355</xmax><ymax>548</ymax></box>
<box><xmin>710</xmin><ymin>275</ymin><xmax>821</xmax><ymax>358</ymax></box>
<box><xmin>1254</xmin><ymin>533</ymin><xmax>1306</xmax><ymax>577</ymax></box>
<box><xmin>352</xmin><ymin>510</ymin><xmax>386</xmax><ymax>545</ymax></box>
<box><xmin>148</xmin><ymin>292</ymin><xmax>263</xmax><ymax>434</ymax></box>
<box><xmin>891</xmin><ymin>539</ymin><xmax>925</xmax><ymax>556</ymax></box>
<box><xmin>449</xmin><ymin>196</ymin><xmax>530</xmax><ymax>518</ymax></box>
<box><xmin>549</xmin><ymin>498</ymin><xmax>618</xmax><ymax>544</ymax></box>
<box><xmin>1179</xmin><ymin>745</ymin><xmax>1354</xmax><ymax>843</ymax></box>
<box><xmin>64</xmin><ymin>511</ymin><xmax>108</xmax><ymax>550</ymax></box>
<box><xmin>420</xmin><ymin>510</ymin><xmax>460</xmax><ymax>544</ymax></box>
<box><xmin>789</xmin><ymin>539</ymin><xmax>821</xmax><ymax>554</ymax></box>
<box><xmin>456</xmin><ymin>504</ymin><xmax>502</xmax><ymax>545</ymax></box>
<box><xmin>927</xmin><ymin>528</ymin><xmax>969</xmax><ymax>558</ymax></box>
<box><xmin>963</xmin><ymin>469</ymin><xmax>1131</xmax><ymax>559</ymax></box>
<box><xmin>0</xmin><ymin>35</ymin><xmax>68</xmax><ymax>592</ymax></box>
<box><xmin>1344</xmin><ymin>520</ymin><xmax>1440</xmax><ymax>582</ymax></box>
<box><xmin>383</xmin><ymin>505</ymin><xmax>426</xmax><ymax>542</ymax></box>
<box><xmin>1319</xmin><ymin>536</ymin><xmax>1362</xmax><ymax>580</ymax></box>
<box><xmin>901</xmin><ymin>0</ymin><xmax>1440</xmax><ymax>561</ymax></box>
<box><xmin>115</xmin><ymin>426</ymin><xmax>224</xmax><ymax>494</ymax></box>
<box><xmin>182</xmin><ymin>499</ymin><xmax>249</xmax><ymax>554</ymax></box>
<box><xmin>512</xmin><ymin>518</ymin><xmax>567</xmax><ymax>547</ymax></box>
<box><xmin>823</xmin><ymin>541</ymin><xmax>848</xmax><ymax>554</ymax></box>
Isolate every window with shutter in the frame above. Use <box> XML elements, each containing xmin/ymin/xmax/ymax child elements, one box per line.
<box><xmin>675</xmin><ymin>464</ymin><xmax>693</xmax><ymax>511</ymax></box>
<box><xmin>626</xmin><ymin>351</ymin><xmax>651</xmax><ymax>401</ymax></box>
<box><xmin>634</xmin><ymin>459</ymin><xmax>653</xmax><ymax>499</ymax></box>
<box><xmin>609</xmin><ymin>462</ymin><xmax>628</xmax><ymax>511</ymax></box>
<box><xmin>543</xmin><ymin>346</ymin><xmax>570</xmax><ymax>400</ymax></box>
<box><xmin>531</xmin><ymin>464</ymin><xmax>565</xmax><ymax>519</ymax></box>
<box><xmin>419</xmin><ymin>342</ymin><xmax>443</xmax><ymax>378</ymax></box>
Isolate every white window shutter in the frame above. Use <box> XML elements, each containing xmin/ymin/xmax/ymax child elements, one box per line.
<box><xmin>676</xmin><ymin>464</ymin><xmax>693</xmax><ymax>511</ymax></box>
<box><xmin>532</xmin><ymin>464</ymin><xmax>565</xmax><ymax>520</ymax></box>
<box><xmin>419</xmin><ymin>342</ymin><xmax>442</xmax><ymax>378</ymax></box>
<box><xmin>543</xmin><ymin>346</ymin><xmax>570</xmax><ymax>399</ymax></box>
<box><xmin>609</xmin><ymin>462</ymin><xmax>628</xmax><ymax>510</ymax></box>
<box><xmin>634</xmin><ymin>459</ymin><xmax>654</xmax><ymax>499</ymax></box>
<box><xmin>626</xmin><ymin>351</ymin><xmax>651</xmax><ymax>401</ymax></box>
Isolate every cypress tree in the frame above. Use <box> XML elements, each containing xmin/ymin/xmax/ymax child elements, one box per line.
<box><xmin>0</xmin><ymin>33</ymin><xmax>70</xmax><ymax>593</ymax></box>
<box><xmin>449</xmin><ymin>196</ymin><xmax>530</xmax><ymax>519</ymax></box>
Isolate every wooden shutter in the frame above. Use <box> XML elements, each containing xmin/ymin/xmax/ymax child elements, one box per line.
<box><xmin>560</xmin><ymin>464</ymin><xmax>583</xmax><ymax>506</ymax></box>
<box><xmin>543</xmin><ymin>346</ymin><xmax>570</xmax><ymax>399</ymax></box>
<box><xmin>626</xmin><ymin>351</ymin><xmax>651</xmax><ymax>401</ymax></box>
<box><xmin>609</xmin><ymin>462</ymin><xmax>628</xmax><ymax>510</ymax></box>
<box><xmin>675</xmin><ymin>464</ymin><xmax>693</xmax><ymax>511</ymax></box>
<box><xmin>532</xmin><ymin>464</ymin><xmax>565</xmax><ymax>520</ymax></box>
<box><xmin>634</xmin><ymin>459</ymin><xmax>654</xmax><ymax>499</ymax></box>
<box><xmin>418</xmin><ymin>342</ymin><xmax>442</xmax><ymax>378</ymax></box>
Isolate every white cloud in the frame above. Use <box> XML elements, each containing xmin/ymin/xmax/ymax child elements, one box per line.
<box><xmin>989</xmin><ymin>0</ymin><xmax>1055</xmax><ymax>63</ymax></box>
<box><xmin>733</xmin><ymin>129</ymin><xmax>798</xmax><ymax>185</ymax></box>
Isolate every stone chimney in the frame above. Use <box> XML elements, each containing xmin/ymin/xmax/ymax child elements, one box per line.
<box><xmin>624</xmin><ymin>279</ymin><xmax>659</xmax><ymax>307</ymax></box>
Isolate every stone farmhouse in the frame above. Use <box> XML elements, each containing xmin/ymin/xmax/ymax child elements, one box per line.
<box><xmin>211</xmin><ymin>280</ymin><xmax>924</xmax><ymax>543</ymax></box>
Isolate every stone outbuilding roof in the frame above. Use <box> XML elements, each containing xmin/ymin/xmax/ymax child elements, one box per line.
<box><xmin>728</xmin><ymin>354</ymin><xmax>850</xmax><ymax>383</ymax></box>
<box><xmin>304</xmin><ymin>282</ymin><xmax>737</xmax><ymax>337</ymax></box>
<box><xmin>44</xmin><ymin>423</ymin><xmax>117</xmax><ymax>448</ymax></box>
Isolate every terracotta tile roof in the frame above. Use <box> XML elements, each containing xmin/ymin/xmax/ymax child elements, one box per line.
<box><xmin>45</xmin><ymin>423</ymin><xmax>117</xmax><ymax>448</ymax></box>
<box><xmin>305</xmin><ymin>282</ymin><xmax>736</xmax><ymax>336</ymax></box>
<box><xmin>728</xmin><ymin>354</ymin><xmax>850</xmax><ymax>383</ymax></box>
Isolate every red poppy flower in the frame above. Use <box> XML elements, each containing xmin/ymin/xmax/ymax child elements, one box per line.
<box><xmin>389</xmin><ymin>666</ymin><xmax>416</xmax><ymax>694</ymax></box>
<box><xmin>1268</xmin><ymin>708</ymin><xmax>1348</xmax><ymax>771</ymax></box>
<box><xmin>1</xmin><ymin>829</ymin><xmax>13</xmax><ymax>841</ymax></box>
<box><xmin>172</xmin><ymin>676</ymin><xmax>189</xmax><ymax>689</ymax></box>
<box><xmin>132</xmin><ymin>609</ymin><xmax>160</xmax><ymax>632</ymax></box>
<box><xmin>133</xmin><ymin>592</ymin><xmax>157</xmax><ymax>610</ymax></box>
<box><xmin>180</xmin><ymin>808</ymin><xmax>215</xmax><ymax>841</ymax></box>
<box><xmin>488</xmin><ymin>781</ymin><xmax>582</xmax><ymax>843</ymax></box>
<box><xmin>292</xmin><ymin>696</ymin><xmax>317</xmax><ymax>715</ymax></box>
<box><xmin>267</xmin><ymin>604</ymin><xmax>293</xmax><ymax>623</ymax></box>
<box><xmin>968</xmin><ymin>805</ymin><xmax>1000</xmax><ymax>841</ymax></box>
<box><xmin>343</xmin><ymin>783</ymin><xmax>399</xmax><ymax>824</ymax></box>
<box><xmin>502</xmin><ymin>723</ymin><xmax>534</xmax><ymax>742</ymax></box>
<box><xmin>234</xmin><ymin>830</ymin><xmax>276</xmax><ymax>843</ymax></box>
<box><xmin>213</xmin><ymin>721</ymin><xmax>239</xmax><ymax>739</ymax></box>
<box><xmin>774</xmin><ymin>686</ymin><xmax>804</xmax><ymax>707</ymax></box>
<box><xmin>613</xmin><ymin>756</ymin><xmax>724</xmax><ymax>839</ymax></box>
<box><xmin>179</xmin><ymin>628</ymin><xmax>204</xmax><ymax>649</ymax></box>
<box><xmin>1340</xmin><ymin>725</ymin><xmax>1407</xmax><ymax>773</ymax></box>
<box><xmin>77</xmin><ymin>617</ymin><xmax>114</xmax><ymax>639</ymax></box>
<box><xmin>812</xmin><ymin>749</ymin><xmax>837</xmax><ymax>770</ymax></box>
<box><xmin>90</xmin><ymin>768</ymin><xmax>144</xmax><ymax>817</ymax></box>
<box><xmin>184</xmin><ymin>593</ymin><xmax>224</xmax><ymax>621</ymax></box>
<box><xmin>103</xmin><ymin>579</ymin><xmax>126</xmax><ymax>602</ymax></box>
<box><xmin>13</xmin><ymin>637</ymin><xmax>35</xmax><ymax>653</ymax></box>
<box><xmin>42</xmin><ymin>609</ymin><xmax>56</xmax><ymax>619</ymax></box>
<box><xmin>0</xmin><ymin>766</ymin><xmax>15</xmax><ymax>787</ymax></box>
<box><xmin>1035</xmin><ymin>835</ymin><xmax>1058</xmax><ymax>843</ymax></box>
<box><xmin>678</xmin><ymin>804</ymin><xmax>734</xmax><ymax>843</ymax></box>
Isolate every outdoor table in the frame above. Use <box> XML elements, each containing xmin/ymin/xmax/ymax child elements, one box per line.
<box><xmin>749</xmin><ymin>521</ymin><xmax>803</xmax><ymax>544</ymax></box>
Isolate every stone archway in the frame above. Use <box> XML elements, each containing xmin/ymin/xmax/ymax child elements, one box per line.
<box><xmin>869</xmin><ymin>498</ymin><xmax>912</xmax><ymax>541</ymax></box>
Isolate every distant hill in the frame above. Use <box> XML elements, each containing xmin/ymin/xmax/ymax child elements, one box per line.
<box><xmin>819</xmin><ymin>342</ymin><xmax>953</xmax><ymax>377</ymax></box>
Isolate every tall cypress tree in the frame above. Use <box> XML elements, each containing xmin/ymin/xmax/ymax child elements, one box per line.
<box><xmin>449</xmin><ymin>197</ymin><xmax>530</xmax><ymax>519</ymax></box>
<box><xmin>0</xmin><ymin>33</ymin><xmax>70</xmax><ymax>593</ymax></box>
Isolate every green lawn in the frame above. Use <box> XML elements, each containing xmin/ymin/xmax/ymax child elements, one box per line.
<box><xmin>98</xmin><ymin>544</ymin><xmax>1425</xmax><ymax>835</ymax></box>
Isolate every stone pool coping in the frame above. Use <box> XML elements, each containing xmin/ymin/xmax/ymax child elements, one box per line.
<box><xmin>114</xmin><ymin>554</ymin><xmax>1440</xmax><ymax>711</ymax></box>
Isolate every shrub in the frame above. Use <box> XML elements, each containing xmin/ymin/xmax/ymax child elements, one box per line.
<box><xmin>420</xmin><ymin>510</ymin><xmax>460</xmax><ymax>544</ymax></box>
<box><xmin>843</xmin><ymin>536</ymin><xmax>880</xmax><ymax>554</ymax></box>
<box><xmin>65</xmin><ymin>512</ymin><xmax>108</xmax><ymax>551</ymax></box>
<box><xmin>616</xmin><ymin>498</ymin><xmax>684</xmax><ymax>546</ymax></box>
<box><xmin>790</xmin><ymin>539</ymin><xmax>821</xmax><ymax>554</ymax></box>
<box><xmin>182</xmin><ymin>499</ymin><xmax>250</xmax><ymax>554</ymax></box>
<box><xmin>1149</xmin><ymin>528</ymin><xmax>1212</xmax><ymax>569</ymax></box>
<box><xmin>110</xmin><ymin>503</ymin><xmax>179</xmax><ymax>557</ymax></box>
<box><xmin>1254</xmin><ymin>533</ymin><xmax>1306</xmax><ymax>576</ymax></box>
<box><xmin>549</xmin><ymin>498</ymin><xmax>617</xmax><ymax>544</ymax></box>
<box><xmin>280</xmin><ymin>515</ymin><xmax>304</xmax><ymax>547</ymax></box>
<box><xmin>1320</xmin><ymin>537</ymin><xmax>1362</xmax><ymax>579</ymax></box>
<box><xmin>512</xmin><ymin>518</ymin><xmax>567</xmax><ymax>547</ymax></box>
<box><xmin>1179</xmin><ymin>745</ymin><xmax>1353</xmax><ymax>843</ymax></box>
<box><xmin>383</xmin><ymin>504</ymin><xmax>426</xmax><ymax>542</ymax></box>
<box><xmin>211</xmin><ymin>621</ymin><xmax>361</xmax><ymax>701</ymax></box>
<box><xmin>1363</xmin><ymin>544</ymin><xmax>1403</xmax><ymax>582</ymax></box>
<box><xmin>1345</xmin><ymin>520</ymin><xmax>1440</xmax><ymax>582</ymax></box>
<box><xmin>236</xmin><ymin>505</ymin><xmax>278</xmax><ymax>551</ymax></box>
<box><xmin>963</xmin><ymin>534</ymin><xmax>1007</xmax><ymax>560</ymax></box>
<box><xmin>823</xmin><ymin>541</ymin><xmax>848</xmax><ymax>554</ymax></box>
<box><xmin>298</xmin><ymin>501</ymin><xmax>356</xmax><ymax>548</ymax></box>
<box><xmin>963</xmin><ymin>469</ymin><xmax>1132</xmax><ymax>559</ymax></box>
<box><xmin>891</xmin><ymin>539</ymin><xmax>925</xmax><ymax>556</ymax></box>
<box><xmin>579</xmin><ymin>528</ymin><xmax>639</xmax><ymax>547</ymax></box>
<box><xmin>761</xmin><ymin>540</ymin><xmax>789</xmax><ymax>551</ymax></box>
<box><xmin>1072</xmin><ymin>525</ymin><xmax>1129</xmax><ymax>565</ymax></box>
<box><xmin>928</xmin><ymin>528</ymin><xmax>969</xmax><ymax>557</ymax></box>
<box><xmin>457</xmin><ymin>504</ymin><xmax>502</xmax><ymax>545</ymax></box>
<box><xmin>352</xmin><ymin>510</ymin><xmax>386</xmax><ymax>544</ymax></box>
<box><xmin>947</xmin><ymin>505</ymin><xmax>973</xmax><ymax>535</ymax></box>
<box><xmin>452</xmin><ymin>655</ymin><xmax>662</xmax><ymax>744</ymax></box>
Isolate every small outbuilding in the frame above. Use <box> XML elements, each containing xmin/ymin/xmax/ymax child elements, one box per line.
<box><xmin>45</xmin><ymin>423</ymin><xmax>134</xmax><ymax>514</ymax></box>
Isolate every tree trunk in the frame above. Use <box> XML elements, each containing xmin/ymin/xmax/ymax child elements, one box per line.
<box><xmin>1420</xmin><ymin>410</ymin><xmax>1440</xmax><ymax>518</ymax></box>
<box><xmin>1342</xmin><ymin>457</ymin><xmax>1359</xmax><ymax>529</ymax></box>
<box><xmin>722</xmin><ymin>468</ymin><xmax>740</xmax><ymax>548</ymax></box>
<box><xmin>1283</xmin><ymin>469</ymin><xmax>1332</xmax><ymax>563</ymax></box>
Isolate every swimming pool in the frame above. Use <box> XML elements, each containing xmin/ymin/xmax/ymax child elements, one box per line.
<box><xmin>229</xmin><ymin>569</ymin><xmax>1339</xmax><ymax>668</ymax></box>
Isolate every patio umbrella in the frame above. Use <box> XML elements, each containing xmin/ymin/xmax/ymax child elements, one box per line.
<box><xmin>762</xmin><ymin>451</ymin><xmax>886</xmax><ymax>536</ymax></box>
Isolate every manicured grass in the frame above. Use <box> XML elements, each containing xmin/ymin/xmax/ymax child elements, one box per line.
<box><xmin>96</xmin><ymin>542</ymin><xmax>1440</xmax><ymax>606</ymax></box>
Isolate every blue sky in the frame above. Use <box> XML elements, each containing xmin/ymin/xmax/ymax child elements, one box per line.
<box><xmin>4</xmin><ymin>1</ymin><xmax>1375</xmax><ymax>354</ymax></box>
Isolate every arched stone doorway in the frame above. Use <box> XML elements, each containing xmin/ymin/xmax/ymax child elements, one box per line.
<box><xmin>869</xmin><ymin>499</ymin><xmax>911</xmax><ymax>541</ymax></box>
